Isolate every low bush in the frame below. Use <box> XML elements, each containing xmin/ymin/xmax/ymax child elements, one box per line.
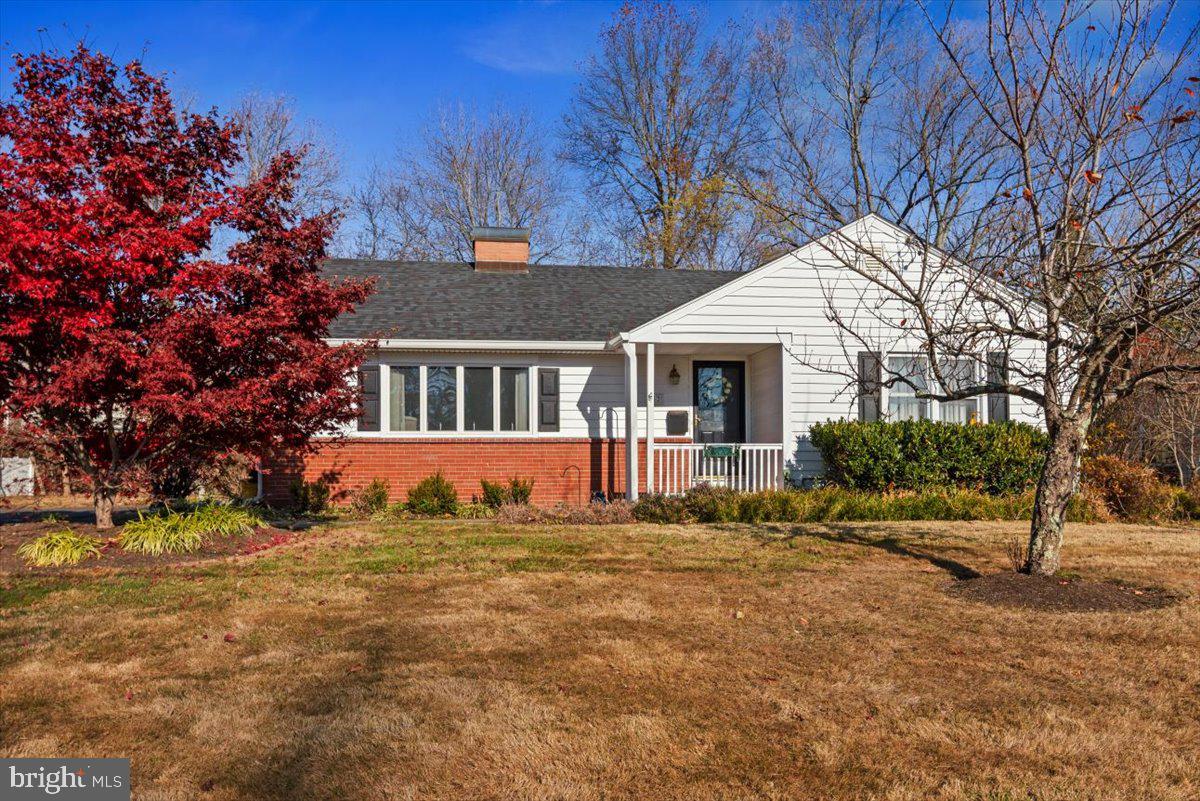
<box><xmin>454</xmin><ymin>502</ymin><xmax>496</xmax><ymax>519</ymax></box>
<box><xmin>290</xmin><ymin>479</ymin><xmax>331</xmax><ymax>515</ymax></box>
<box><xmin>480</xmin><ymin>477</ymin><xmax>536</xmax><ymax>507</ymax></box>
<box><xmin>118</xmin><ymin>503</ymin><xmax>265</xmax><ymax>555</ymax></box>
<box><xmin>508</xmin><ymin>477</ymin><xmax>535</xmax><ymax>505</ymax></box>
<box><xmin>494</xmin><ymin>501</ymin><xmax>636</xmax><ymax>525</ymax></box>
<box><xmin>349</xmin><ymin>479</ymin><xmax>390</xmax><ymax>517</ymax></box>
<box><xmin>631</xmin><ymin>485</ymin><xmax>1112</xmax><ymax>525</ymax></box>
<box><xmin>810</xmin><ymin>419</ymin><xmax>1049</xmax><ymax>494</ymax></box>
<box><xmin>480</xmin><ymin>479</ymin><xmax>509</xmax><ymax>508</ymax></box>
<box><xmin>1174</xmin><ymin>477</ymin><xmax>1200</xmax><ymax>520</ymax></box>
<box><xmin>118</xmin><ymin>511</ymin><xmax>204</xmax><ymax>555</ymax></box>
<box><xmin>1081</xmin><ymin>455</ymin><xmax>1179</xmax><ymax>522</ymax></box>
<box><xmin>17</xmin><ymin>527</ymin><xmax>102</xmax><ymax>567</ymax></box>
<box><xmin>407</xmin><ymin>472</ymin><xmax>458</xmax><ymax>516</ymax></box>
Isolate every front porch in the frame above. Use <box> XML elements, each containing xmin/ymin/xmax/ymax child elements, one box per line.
<box><xmin>618</xmin><ymin>340</ymin><xmax>790</xmax><ymax>499</ymax></box>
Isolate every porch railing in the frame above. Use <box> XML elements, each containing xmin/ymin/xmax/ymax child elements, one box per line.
<box><xmin>651</xmin><ymin>443</ymin><xmax>785</xmax><ymax>495</ymax></box>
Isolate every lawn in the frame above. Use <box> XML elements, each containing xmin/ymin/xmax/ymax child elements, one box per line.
<box><xmin>2</xmin><ymin>518</ymin><xmax>1198</xmax><ymax>800</ymax></box>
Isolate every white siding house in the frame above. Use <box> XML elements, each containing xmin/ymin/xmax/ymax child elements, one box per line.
<box><xmin>270</xmin><ymin>215</ymin><xmax>1043</xmax><ymax>505</ymax></box>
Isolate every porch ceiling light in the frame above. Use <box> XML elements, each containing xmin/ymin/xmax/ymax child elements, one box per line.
<box><xmin>668</xmin><ymin>364</ymin><xmax>680</xmax><ymax>385</ymax></box>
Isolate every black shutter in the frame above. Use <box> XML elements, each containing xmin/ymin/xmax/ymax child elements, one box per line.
<box><xmin>857</xmin><ymin>351</ymin><xmax>882</xmax><ymax>422</ymax></box>
<box><xmin>987</xmin><ymin>352</ymin><xmax>1009</xmax><ymax>423</ymax></box>
<box><xmin>538</xmin><ymin>368</ymin><xmax>560</xmax><ymax>432</ymax></box>
<box><xmin>357</xmin><ymin>366</ymin><xmax>380</xmax><ymax>432</ymax></box>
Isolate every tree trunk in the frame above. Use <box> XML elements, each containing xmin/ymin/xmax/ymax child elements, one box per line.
<box><xmin>1026</xmin><ymin>422</ymin><xmax>1087</xmax><ymax>576</ymax></box>
<box><xmin>94</xmin><ymin>490</ymin><xmax>115</xmax><ymax>530</ymax></box>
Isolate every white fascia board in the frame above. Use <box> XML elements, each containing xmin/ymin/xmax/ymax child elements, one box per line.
<box><xmin>326</xmin><ymin>338</ymin><xmax>610</xmax><ymax>353</ymax></box>
<box><xmin>614</xmin><ymin>332</ymin><xmax>795</xmax><ymax>346</ymax></box>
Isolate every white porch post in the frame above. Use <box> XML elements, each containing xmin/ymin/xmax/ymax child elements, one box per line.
<box><xmin>645</xmin><ymin>343</ymin><xmax>655</xmax><ymax>495</ymax></box>
<box><xmin>780</xmin><ymin>335</ymin><xmax>793</xmax><ymax>487</ymax></box>
<box><xmin>623</xmin><ymin>341</ymin><xmax>639</xmax><ymax>501</ymax></box>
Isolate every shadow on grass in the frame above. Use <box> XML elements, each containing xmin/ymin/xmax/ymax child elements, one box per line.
<box><xmin>786</xmin><ymin>523</ymin><xmax>982</xmax><ymax>580</ymax></box>
<box><xmin>215</xmin><ymin>613</ymin><xmax>415</xmax><ymax>800</ymax></box>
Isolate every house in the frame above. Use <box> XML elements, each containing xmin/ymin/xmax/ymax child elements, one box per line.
<box><xmin>261</xmin><ymin>215</ymin><xmax>1042</xmax><ymax>506</ymax></box>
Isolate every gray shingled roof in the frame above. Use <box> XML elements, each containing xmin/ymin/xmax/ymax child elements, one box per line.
<box><xmin>323</xmin><ymin>259</ymin><xmax>746</xmax><ymax>342</ymax></box>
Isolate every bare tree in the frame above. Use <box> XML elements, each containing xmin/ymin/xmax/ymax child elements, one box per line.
<box><xmin>349</xmin><ymin>104</ymin><xmax>572</xmax><ymax>263</ymax></box>
<box><xmin>749</xmin><ymin>0</ymin><xmax>1002</xmax><ymax>250</ymax></box>
<box><xmin>232</xmin><ymin>93</ymin><xmax>342</xmax><ymax>218</ymax></box>
<box><xmin>754</xmin><ymin>0</ymin><xmax>1199</xmax><ymax>575</ymax></box>
<box><xmin>562</xmin><ymin>2</ymin><xmax>768</xmax><ymax>270</ymax></box>
<box><xmin>1100</xmin><ymin>343</ymin><xmax>1200</xmax><ymax>485</ymax></box>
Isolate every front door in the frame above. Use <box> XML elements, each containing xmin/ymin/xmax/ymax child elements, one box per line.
<box><xmin>693</xmin><ymin>361</ymin><xmax>745</xmax><ymax>444</ymax></box>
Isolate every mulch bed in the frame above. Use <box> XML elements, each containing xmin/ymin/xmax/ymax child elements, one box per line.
<box><xmin>947</xmin><ymin>571</ymin><xmax>1180</xmax><ymax>613</ymax></box>
<box><xmin>0</xmin><ymin>518</ymin><xmax>296</xmax><ymax>576</ymax></box>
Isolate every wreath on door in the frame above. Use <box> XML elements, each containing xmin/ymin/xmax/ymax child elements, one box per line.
<box><xmin>699</xmin><ymin>373</ymin><xmax>733</xmax><ymax>407</ymax></box>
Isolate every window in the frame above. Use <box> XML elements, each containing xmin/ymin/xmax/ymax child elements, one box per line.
<box><xmin>464</xmin><ymin>367</ymin><xmax>494</xmax><ymax>431</ymax></box>
<box><xmin>887</xmin><ymin>356</ymin><xmax>930</xmax><ymax>420</ymax></box>
<box><xmin>939</xmin><ymin>358</ymin><xmax>979</xmax><ymax>424</ymax></box>
<box><xmin>357</xmin><ymin>367</ymin><xmax>380</xmax><ymax>432</ymax></box>
<box><xmin>389</xmin><ymin>366</ymin><xmax>420</xmax><ymax>431</ymax></box>
<box><xmin>500</xmin><ymin>367</ymin><xmax>530</xmax><ymax>431</ymax></box>
<box><xmin>426</xmin><ymin>366</ymin><xmax>456</xmax><ymax>431</ymax></box>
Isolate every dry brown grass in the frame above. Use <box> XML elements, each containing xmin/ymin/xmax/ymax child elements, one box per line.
<box><xmin>2</xmin><ymin>519</ymin><xmax>1198</xmax><ymax>800</ymax></box>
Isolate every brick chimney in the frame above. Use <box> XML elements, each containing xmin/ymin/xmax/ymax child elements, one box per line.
<box><xmin>471</xmin><ymin>226</ymin><xmax>530</xmax><ymax>273</ymax></box>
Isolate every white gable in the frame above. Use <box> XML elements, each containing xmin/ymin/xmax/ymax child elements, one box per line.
<box><xmin>625</xmin><ymin>214</ymin><xmax>1044</xmax><ymax>477</ymax></box>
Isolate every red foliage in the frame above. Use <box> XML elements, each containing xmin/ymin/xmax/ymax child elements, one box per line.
<box><xmin>0</xmin><ymin>46</ymin><xmax>372</xmax><ymax>523</ymax></box>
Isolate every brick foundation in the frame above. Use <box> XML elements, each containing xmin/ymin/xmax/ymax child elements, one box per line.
<box><xmin>262</xmin><ymin>438</ymin><xmax>688</xmax><ymax>506</ymax></box>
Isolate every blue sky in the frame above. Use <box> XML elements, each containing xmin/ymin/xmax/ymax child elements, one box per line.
<box><xmin>0</xmin><ymin>0</ymin><xmax>767</xmax><ymax>186</ymax></box>
<box><xmin>2</xmin><ymin>1</ymin><xmax>1196</xmax><ymax>203</ymax></box>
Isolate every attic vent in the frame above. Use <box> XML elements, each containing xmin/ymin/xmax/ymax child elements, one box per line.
<box><xmin>472</xmin><ymin>227</ymin><xmax>531</xmax><ymax>273</ymax></box>
<box><xmin>856</xmin><ymin>251</ymin><xmax>887</xmax><ymax>273</ymax></box>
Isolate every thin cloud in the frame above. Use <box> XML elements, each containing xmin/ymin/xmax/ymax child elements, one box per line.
<box><xmin>459</xmin><ymin>13</ymin><xmax>590</xmax><ymax>75</ymax></box>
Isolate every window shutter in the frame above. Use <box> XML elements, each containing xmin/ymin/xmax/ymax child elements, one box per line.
<box><xmin>857</xmin><ymin>351</ymin><xmax>882</xmax><ymax>422</ymax></box>
<box><xmin>538</xmin><ymin>368</ymin><xmax>560</xmax><ymax>432</ymax></box>
<box><xmin>987</xmin><ymin>352</ymin><xmax>1009</xmax><ymax>422</ymax></box>
<box><xmin>357</xmin><ymin>366</ymin><xmax>380</xmax><ymax>431</ymax></box>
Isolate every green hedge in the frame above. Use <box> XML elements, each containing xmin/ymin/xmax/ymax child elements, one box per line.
<box><xmin>809</xmin><ymin>419</ymin><xmax>1048</xmax><ymax>495</ymax></box>
<box><xmin>631</xmin><ymin>485</ymin><xmax>1110</xmax><ymax>525</ymax></box>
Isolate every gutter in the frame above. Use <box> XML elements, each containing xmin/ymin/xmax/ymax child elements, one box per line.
<box><xmin>325</xmin><ymin>338</ymin><xmax>612</xmax><ymax>353</ymax></box>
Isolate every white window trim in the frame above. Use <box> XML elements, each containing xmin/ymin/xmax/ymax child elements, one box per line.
<box><xmin>349</xmin><ymin>362</ymin><xmax>541</xmax><ymax>438</ymax></box>
<box><xmin>880</xmin><ymin>352</ymin><xmax>988</xmax><ymax>423</ymax></box>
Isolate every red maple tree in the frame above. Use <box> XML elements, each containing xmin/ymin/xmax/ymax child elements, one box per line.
<box><xmin>0</xmin><ymin>46</ymin><xmax>372</xmax><ymax>527</ymax></box>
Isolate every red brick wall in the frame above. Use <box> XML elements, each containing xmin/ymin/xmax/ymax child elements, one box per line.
<box><xmin>262</xmin><ymin>437</ymin><xmax>689</xmax><ymax>506</ymax></box>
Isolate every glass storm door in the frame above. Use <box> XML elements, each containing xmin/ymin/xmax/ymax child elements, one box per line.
<box><xmin>693</xmin><ymin>361</ymin><xmax>745</xmax><ymax>444</ymax></box>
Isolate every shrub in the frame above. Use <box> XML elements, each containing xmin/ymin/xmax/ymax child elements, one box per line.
<box><xmin>454</xmin><ymin>502</ymin><xmax>496</xmax><ymax>519</ymax></box>
<box><xmin>1171</xmin><ymin>476</ymin><xmax>1200</xmax><ymax>520</ymax></box>
<box><xmin>290</xmin><ymin>479</ymin><xmax>330</xmax><ymax>515</ymax></box>
<box><xmin>18</xmin><ymin>527</ymin><xmax>102</xmax><ymax>567</ymax></box>
<box><xmin>371</xmin><ymin>502</ymin><xmax>411</xmax><ymax>523</ymax></box>
<box><xmin>508</xmin><ymin>477</ymin><xmax>535</xmax><ymax>505</ymax></box>
<box><xmin>187</xmin><ymin>503</ymin><xmax>265</xmax><ymax>537</ymax></box>
<box><xmin>630</xmin><ymin>493</ymin><xmax>688</xmax><ymax>524</ymax></box>
<box><xmin>118</xmin><ymin>511</ymin><xmax>204</xmax><ymax>555</ymax></box>
<box><xmin>407</xmin><ymin>471</ymin><xmax>458</xmax><ymax>516</ymax></box>
<box><xmin>117</xmin><ymin>503</ymin><xmax>265</xmax><ymax>555</ymax></box>
<box><xmin>350</xmin><ymin>479</ymin><xmax>389</xmax><ymax>517</ymax></box>
<box><xmin>495</xmin><ymin>500</ymin><xmax>636</xmax><ymax>524</ymax></box>
<box><xmin>630</xmin><ymin>485</ymin><xmax>1111</xmax><ymax>525</ymax></box>
<box><xmin>480</xmin><ymin>479</ymin><xmax>509</xmax><ymax>508</ymax></box>
<box><xmin>480</xmin><ymin>477</ymin><xmax>535</xmax><ymax>507</ymax></box>
<box><xmin>809</xmin><ymin>419</ymin><xmax>1049</xmax><ymax>494</ymax></box>
<box><xmin>1081</xmin><ymin>455</ymin><xmax>1178</xmax><ymax>522</ymax></box>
